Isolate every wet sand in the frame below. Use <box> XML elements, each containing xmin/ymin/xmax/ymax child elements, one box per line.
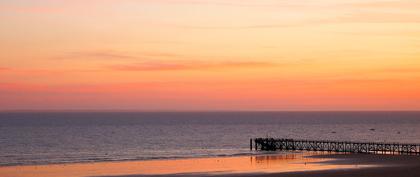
<box><xmin>1</xmin><ymin>153</ymin><xmax>419</xmax><ymax>177</ymax></box>
<box><xmin>101</xmin><ymin>154</ymin><xmax>420</xmax><ymax>177</ymax></box>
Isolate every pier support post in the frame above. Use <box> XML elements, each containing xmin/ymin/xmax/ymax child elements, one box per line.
<box><xmin>250</xmin><ymin>139</ymin><xmax>253</xmax><ymax>151</ymax></box>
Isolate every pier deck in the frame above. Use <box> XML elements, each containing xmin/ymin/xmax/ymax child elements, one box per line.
<box><xmin>251</xmin><ymin>138</ymin><xmax>420</xmax><ymax>155</ymax></box>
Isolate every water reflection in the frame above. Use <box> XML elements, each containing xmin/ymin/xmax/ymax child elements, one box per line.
<box><xmin>248</xmin><ymin>152</ymin><xmax>342</xmax><ymax>173</ymax></box>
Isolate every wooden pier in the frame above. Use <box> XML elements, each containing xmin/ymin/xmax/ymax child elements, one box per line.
<box><xmin>251</xmin><ymin>138</ymin><xmax>420</xmax><ymax>155</ymax></box>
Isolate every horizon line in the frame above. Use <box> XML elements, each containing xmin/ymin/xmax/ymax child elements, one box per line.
<box><xmin>1</xmin><ymin>109</ymin><xmax>420</xmax><ymax>113</ymax></box>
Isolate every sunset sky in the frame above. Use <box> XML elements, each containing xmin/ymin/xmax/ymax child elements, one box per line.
<box><xmin>1</xmin><ymin>0</ymin><xmax>420</xmax><ymax>111</ymax></box>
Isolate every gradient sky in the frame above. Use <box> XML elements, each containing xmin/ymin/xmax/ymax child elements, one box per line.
<box><xmin>1</xmin><ymin>0</ymin><xmax>420</xmax><ymax>111</ymax></box>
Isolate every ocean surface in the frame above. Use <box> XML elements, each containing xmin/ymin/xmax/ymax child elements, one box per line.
<box><xmin>1</xmin><ymin>111</ymin><xmax>420</xmax><ymax>166</ymax></box>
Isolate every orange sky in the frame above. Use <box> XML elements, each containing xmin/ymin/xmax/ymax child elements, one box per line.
<box><xmin>1</xmin><ymin>0</ymin><xmax>420</xmax><ymax>110</ymax></box>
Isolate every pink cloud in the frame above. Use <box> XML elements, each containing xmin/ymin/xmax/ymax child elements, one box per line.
<box><xmin>53</xmin><ymin>51</ymin><xmax>137</xmax><ymax>60</ymax></box>
<box><xmin>350</xmin><ymin>0</ymin><xmax>420</xmax><ymax>9</ymax></box>
<box><xmin>378</xmin><ymin>68</ymin><xmax>420</xmax><ymax>74</ymax></box>
<box><xmin>1</xmin><ymin>80</ymin><xmax>420</xmax><ymax>111</ymax></box>
<box><xmin>52</xmin><ymin>50</ymin><xmax>182</xmax><ymax>60</ymax></box>
<box><xmin>336</xmin><ymin>12</ymin><xmax>420</xmax><ymax>23</ymax></box>
<box><xmin>0</xmin><ymin>67</ymin><xmax>102</xmax><ymax>77</ymax></box>
<box><xmin>110</xmin><ymin>60</ymin><xmax>277</xmax><ymax>71</ymax></box>
<box><xmin>0</xmin><ymin>4</ymin><xmax>64</xmax><ymax>14</ymax></box>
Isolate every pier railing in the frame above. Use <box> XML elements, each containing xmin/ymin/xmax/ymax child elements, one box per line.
<box><xmin>251</xmin><ymin>138</ymin><xmax>420</xmax><ymax>155</ymax></box>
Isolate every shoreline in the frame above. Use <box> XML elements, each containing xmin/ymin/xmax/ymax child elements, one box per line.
<box><xmin>1</xmin><ymin>152</ymin><xmax>420</xmax><ymax>177</ymax></box>
<box><xmin>0</xmin><ymin>152</ymin><xmax>379</xmax><ymax>177</ymax></box>
<box><xmin>98</xmin><ymin>154</ymin><xmax>420</xmax><ymax>177</ymax></box>
<box><xmin>0</xmin><ymin>151</ymin><xmax>280</xmax><ymax>167</ymax></box>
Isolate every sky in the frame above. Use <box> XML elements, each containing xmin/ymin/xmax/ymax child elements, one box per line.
<box><xmin>0</xmin><ymin>0</ymin><xmax>420</xmax><ymax>111</ymax></box>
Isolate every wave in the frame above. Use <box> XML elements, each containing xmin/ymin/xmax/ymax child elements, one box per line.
<box><xmin>0</xmin><ymin>149</ymin><xmax>284</xmax><ymax>167</ymax></box>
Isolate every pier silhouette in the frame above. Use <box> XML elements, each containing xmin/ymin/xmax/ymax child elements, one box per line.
<box><xmin>251</xmin><ymin>138</ymin><xmax>420</xmax><ymax>155</ymax></box>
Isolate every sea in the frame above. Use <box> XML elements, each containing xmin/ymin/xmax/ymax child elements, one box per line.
<box><xmin>1</xmin><ymin>111</ymin><xmax>420</xmax><ymax>166</ymax></box>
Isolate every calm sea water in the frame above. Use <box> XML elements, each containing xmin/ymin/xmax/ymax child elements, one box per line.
<box><xmin>1</xmin><ymin>111</ymin><xmax>420</xmax><ymax>166</ymax></box>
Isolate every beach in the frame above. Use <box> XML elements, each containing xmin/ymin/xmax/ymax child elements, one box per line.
<box><xmin>1</xmin><ymin>152</ymin><xmax>419</xmax><ymax>177</ymax></box>
<box><xmin>99</xmin><ymin>153</ymin><xmax>420</xmax><ymax>177</ymax></box>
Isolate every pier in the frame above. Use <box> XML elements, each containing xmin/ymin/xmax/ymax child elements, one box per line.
<box><xmin>251</xmin><ymin>138</ymin><xmax>420</xmax><ymax>155</ymax></box>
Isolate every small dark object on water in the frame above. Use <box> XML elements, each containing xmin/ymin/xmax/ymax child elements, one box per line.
<box><xmin>331</xmin><ymin>131</ymin><xmax>336</xmax><ymax>134</ymax></box>
<box><xmin>370</xmin><ymin>128</ymin><xmax>375</xmax><ymax>131</ymax></box>
<box><xmin>397</xmin><ymin>131</ymin><xmax>401</xmax><ymax>134</ymax></box>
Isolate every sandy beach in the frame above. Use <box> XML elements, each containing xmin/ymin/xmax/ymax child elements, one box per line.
<box><xmin>99</xmin><ymin>154</ymin><xmax>420</xmax><ymax>177</ymax></box>
<box><xmin>2</xmin><ymin>152</ymin><xmax>420</xmax><ymax>177</ymax></box>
